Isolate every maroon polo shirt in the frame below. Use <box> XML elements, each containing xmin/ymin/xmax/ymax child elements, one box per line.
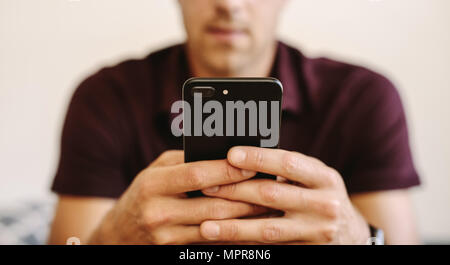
<box><xmin>51</xmin><ymin>42</ymin><xmax>420</xmax><ymax>197</ymax></box>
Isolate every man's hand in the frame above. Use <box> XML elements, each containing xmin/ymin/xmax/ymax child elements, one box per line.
<box><xmin>200</xmin><ymin>146</ymin><xmax>371</xmax><ymax>244</ymax></box>
<box><xmin>89</xmin><ymin>150</ymin><xmax>267</xmax><ymax>244</ymax></box>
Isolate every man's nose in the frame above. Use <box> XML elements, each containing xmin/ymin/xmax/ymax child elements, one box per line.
<box><xmin>215</xmin><ymin>0</ymin><xmax>245</xmax><ymax>19</ymax></box>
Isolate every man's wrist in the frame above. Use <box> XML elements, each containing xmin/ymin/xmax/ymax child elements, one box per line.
<box><xmin>88</xmin><ymin>208</ymin><xmax>117</xmax><ymax>244</ymax></box>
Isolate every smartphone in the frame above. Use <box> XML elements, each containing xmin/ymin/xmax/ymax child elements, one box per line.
<box><xmin>182</xmin><ymin>77</ymin><xmax>283</xmax><ymax>197</ymax></box>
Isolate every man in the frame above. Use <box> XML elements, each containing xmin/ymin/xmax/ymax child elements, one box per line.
<box><xmin>48</xmin><ymin>0</ymin><xmax>420</xmax><ymax>244</ymax></box>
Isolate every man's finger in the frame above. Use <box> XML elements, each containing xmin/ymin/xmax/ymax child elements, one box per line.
<box><xmin>202</xmin><ymin>179</ymin><xmax>333</xmax><ymax>214</ymax></box>
<box><xmin>149</xmin><ymin>225</ymin><xmax>205</xmax><ymax>245</ymax></box>
<box><xmin>227</xmin><ymin>146</ymin><xmax>340</xmax><ymax>188</ymax></box>
<box><xmin>166</xmin><ymin>197</ymin><xmax>270</xmax><ymax>225</ymax></box>
<box><xmin>200</xmin><ymin>217</ymin><xmax>328</xmax><ymax>243</ymax></box>
<box><xmin>150</xmin><ymin>159</ymin><xmax>256</xmax><ymax>194</ymax></box>
<box><xmin>150</xmin><ymin>150</ymin><xmax>184</xmax><ymax>167</ymax></box>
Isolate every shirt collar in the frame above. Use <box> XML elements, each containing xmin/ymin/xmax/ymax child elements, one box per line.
<box><xmin>270</xmin><ymin>41</ymin><xmax>303</xmax><ymax>115</ymax></box>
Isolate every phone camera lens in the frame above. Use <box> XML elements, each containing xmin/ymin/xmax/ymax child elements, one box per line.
<box><xmin>191</xmin><ymin>86</ymin><xmax>216</xmax><ymax>97</ymax></box>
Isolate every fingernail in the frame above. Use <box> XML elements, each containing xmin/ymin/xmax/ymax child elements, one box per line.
<box><xmin>203</xmin><ymin>186</ymin><xmax>219</xmax><ymax>193</ymax></box>
<box><xmin>202</xmin><ymin>222</ymin><xmax>220</xmax><ymax>239</ymax></box>
<box><xmin>241</xmin><ymin>169</ymin><xmax>256</xmax><ymax>177</ymax></box>
<box><xmin>229</xmin><ymin>148</ymin><xmax>246</xmax><ymax>164</ymax></box>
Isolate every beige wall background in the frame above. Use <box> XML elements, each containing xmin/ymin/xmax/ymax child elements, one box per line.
<box><xmin>0</xmin><ymin>0</ymin><xmax>449</xmax><ymax>242</ymax></box>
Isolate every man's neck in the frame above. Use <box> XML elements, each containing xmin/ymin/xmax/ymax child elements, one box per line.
<box><xmin>186</xmin><ymin>41</ymin><xmax>278</xmax><ymax>78</ymax></box>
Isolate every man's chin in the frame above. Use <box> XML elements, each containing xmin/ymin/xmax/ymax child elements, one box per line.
<box><xmin>204</xmin><ymin>32</ymin><xmax>250</xmax><ymax>49</ymax></box>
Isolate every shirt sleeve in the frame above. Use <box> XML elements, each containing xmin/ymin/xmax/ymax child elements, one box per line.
<box><xmin>51</xmin><ymin>70</ymin><xmax>129</xmax><ymax>198</ymax></box>
<box><xmin>343</xmin><ymin>72</ymin><xmax>421</xmax><ymax>194</ymax></box>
